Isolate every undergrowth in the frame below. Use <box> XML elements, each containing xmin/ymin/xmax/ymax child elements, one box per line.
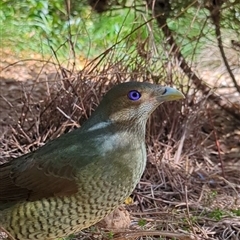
<box><xmin>0</xmin><ymin>46</ymin><xmax>240</xmax><ymax>239</ymax></box>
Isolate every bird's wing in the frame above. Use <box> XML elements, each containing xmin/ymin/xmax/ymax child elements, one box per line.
<box><xmin>0</xmin><ymin>129</ymin><xmax>102</xmax><ymax>202</ymax></box>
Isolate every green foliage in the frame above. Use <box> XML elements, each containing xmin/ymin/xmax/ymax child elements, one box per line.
<box><xmin>107</xmin><ymin>231</ymin><xmax>114</xmax><ymax>239</ymax></box>
<box><xmin>1</xmin><ymin>0</ymin><xmax>139</xmax><ymax>58</ymax></box>
<box><xmin>231</xmin><ymin>209</ymin><xmax>240</xmax><ymax>216</ymax></box>
<box><xmin>208</xmin><ymin>208</ymin><xmax>224</xmax><ymax>221</ymax></box>
<box><xmin>1</xmin><ymin>0</ymin><xmax>212</xmax><ymax>61</ymax></box>
<box><xmin>168</xmin><ymin>7</ymin><xmax>212</xmax><ymax>58</ymax></box>
<box><xmin>1</xmin><ymin>0</ymin><xmax>239</xmax><ymax>67</ymax></box>
<box><xmin>138</xmin><ymin>218</ymin><xmax>147</xmax><ymax>227</ymax></box>
<box><xmin>203</xmin><ymin>207</ymin><xmax>240</xmax><ymax>221</ymax></box>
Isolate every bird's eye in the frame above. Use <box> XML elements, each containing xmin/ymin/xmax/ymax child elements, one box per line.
<box><xmin>128</xmin><ymin>90</ymin><xmax>141</xmax><ymax>101</ymax></box>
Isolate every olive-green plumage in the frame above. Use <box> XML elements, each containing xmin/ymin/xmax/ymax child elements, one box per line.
<box><xmin>0</xmin><ymin>82</ymin><xmax>184</xmax><ymax>240</ymax></box>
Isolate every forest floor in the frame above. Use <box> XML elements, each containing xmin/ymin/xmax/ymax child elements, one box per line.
<box><xmin>0</xmin><ymin>47</ymin><xmax>240</xmax><ymax>240</ymax></box>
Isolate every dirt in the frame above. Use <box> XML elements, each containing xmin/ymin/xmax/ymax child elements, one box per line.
<box><xmin>1</xmin><ymin>47</ymin><xmax>240</xmax><ymax>240</ymax></box>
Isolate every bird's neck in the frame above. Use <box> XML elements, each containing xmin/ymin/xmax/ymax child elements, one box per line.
<box><xmin>81</xmin><ymin>110</ymin><xmax>147</xmax><ymax>140</ymax></box>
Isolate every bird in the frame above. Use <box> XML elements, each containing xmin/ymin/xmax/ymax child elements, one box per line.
<box><xmin>0</xmin><ymin>81</ymin><xmax>184</xmax><ymax>240</ymax></box>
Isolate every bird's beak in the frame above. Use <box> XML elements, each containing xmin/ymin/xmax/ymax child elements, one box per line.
<box><xmin>159</xmin><ymin>86</ymin><xmax>185</xmax><ymax>102</ymax></box>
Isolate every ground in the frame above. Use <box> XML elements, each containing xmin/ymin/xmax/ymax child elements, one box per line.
<box><xmin>0</xmin><ymin>48</ymin><xmax>240</xmax><ymax>240</ymax></box>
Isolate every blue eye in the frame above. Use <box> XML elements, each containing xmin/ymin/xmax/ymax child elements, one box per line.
<box><xmin>128</xmin><ymin>90</ymin><xmax>141</xmax><ymax>101</ymax></box>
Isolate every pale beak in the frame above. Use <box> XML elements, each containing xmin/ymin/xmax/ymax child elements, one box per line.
<box><xmin>159</xmin><ymin>86</ymin><xmax>185</xmax><ymax>102</ymax></box>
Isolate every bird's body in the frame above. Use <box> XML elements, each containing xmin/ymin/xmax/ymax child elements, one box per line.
<box><xmin>1</xmin><ymin>128</ymin><xmax>145</xmax><ymax>239</ymax></box>
<box><xmin>0</xmin><ymin>82</ymin><xmax>184</xmax><ymax>240</ymax></box>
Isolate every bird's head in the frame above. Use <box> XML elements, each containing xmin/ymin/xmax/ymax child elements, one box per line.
<box><xmin>87</xmin><ymin>82</ymin><xmax>184</xmax><ymax>133</ymax></box>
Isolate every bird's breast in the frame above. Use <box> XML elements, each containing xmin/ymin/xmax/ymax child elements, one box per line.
<box><xmin>76</xmin><ymin>130</ymin><xmax>147</xmax><ymax>201</ymax></box>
